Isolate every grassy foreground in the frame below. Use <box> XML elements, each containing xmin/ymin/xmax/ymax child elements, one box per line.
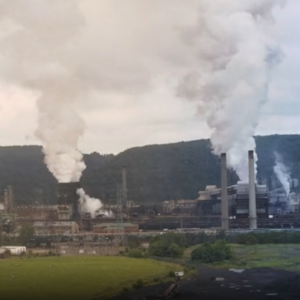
<box><xmin>0</xmin><ymin>256</ymin><xmax>183</xmax><ymax>300</ymax></box>
<box><xmin>184</xmin><ymin>244</ymin><xmax>300</xmax><ymax>271</ymax></box>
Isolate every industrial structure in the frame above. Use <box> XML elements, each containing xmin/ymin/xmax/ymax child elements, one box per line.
<box><xmin>57</xmin><ymin>182</ymin><xmax>81</xmax><ymax>221</ymax></box>
<box><xmin>1</xmin><ymin>149</ymin><xmax>300</xmax><ymax>244</ymax></box>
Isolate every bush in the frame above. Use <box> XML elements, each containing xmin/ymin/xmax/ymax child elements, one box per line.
<box><xmin>191</xmin><ymin>241</ymin><xmax>233</xmax><ymax>263</ymax></box>
<box><xmin>132</xmin><ymin>279</ymin><xmax>144</xmax><ymax>289</ymax></box>
<box><xmin>128</xmin><ymin>249</ymin><xmax>144</xmax><ymax>258</ymax></box>
<box><xmin>148</xmin><ymin>235</ymin><xmax>184</xmax><ymax>258</ymax></box>
<box><xmin>245</xmin><ymin>234</ymin><xmax>258</xmax><ymax>245</ymax></box>
<box><xmin>168</xmin><ymin>243</ymin><xmax>184</xmax><ymax>258</ymax></box>
<box><xmin>168</xmin><ymin>271</ymin><xmax>175</xmax><ymax>278</ymax></box>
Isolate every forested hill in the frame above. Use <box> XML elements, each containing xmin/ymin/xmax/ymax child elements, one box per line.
<box><xmin>0</xmin><ymin>134</ymin><xmax>299</xmax><ymax>205</ymax></box>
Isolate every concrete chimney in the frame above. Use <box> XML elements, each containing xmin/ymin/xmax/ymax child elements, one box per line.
<box><xmin>221</xmin><ymin>153</ymin><xmax>229</xmax><ymax>230</ymax></box>
<box><xmin>248</xmin><ymin>150</ymin><xmax>257</xmax><ymax>229</ymax></box>
<box><xmin>122</xmin><ymin>165</ymin><xmax>127</xmax><ymax>203</ymax></box>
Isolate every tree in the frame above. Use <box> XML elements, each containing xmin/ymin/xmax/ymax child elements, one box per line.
<box><xmin>168</xmin><ymin>243</ymin><xmax>184</xmax><ymax>258</ymax></box>
<box><xmin>191</xmin><ymin>241</ymin><xmax>233</xmax><ymax>263</ymax></box>
<box><xmin>19</xmin><ymin>225</ymin><xmax>35</xmax><ymax>245</ymax></box>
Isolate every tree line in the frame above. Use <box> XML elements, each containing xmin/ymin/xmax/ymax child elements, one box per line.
<box><xmin>0</xmin><ymin>134</ymin><xmax>299</xmax><ymax>205</ymax></box>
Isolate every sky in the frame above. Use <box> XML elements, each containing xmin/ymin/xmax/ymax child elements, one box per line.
<box><xmin>0</xmin><ymin>0</ymin><xmax>299</xmax><ymax>155</ymax></box>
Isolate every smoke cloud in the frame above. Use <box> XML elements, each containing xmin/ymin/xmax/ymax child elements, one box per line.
<box><xmin>274</xmin><ymin>152</ymin><xmax>290</xmax><ymax>196</ymax></box>
<box><xmin>0</xmin><ymin>0</ymin><xmax>87</xmax><ymax>183</ymax></box>
<box><xmin>77</xmin><ymin>188</ymin><xmax>113</xmax><ymax>219</ymax></box>
<box><xmin>177</xmin><ymin>0</ymin><xmax>286</xmax><ymax>181</ymax></box>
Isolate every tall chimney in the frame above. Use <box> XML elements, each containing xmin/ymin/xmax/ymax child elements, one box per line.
<box><xmin>221</xmin><ymin>153</ymin><xmax>229</xmax><ymax>230</ymax></box>
<box><xmin>122</xmin><ymin>165</ymin><xmax>127</xmax><ymax>204</ymax></box>
<box><xmin>248</xmin><ymin>150</ymin><xmax>257</xmax><ymax>229</ymax></box>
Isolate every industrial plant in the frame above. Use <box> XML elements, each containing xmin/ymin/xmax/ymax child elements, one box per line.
<box><xmin>1</xmin><ymin>151</ymin><xmax>300</xmax><ymax>251</ymax></box>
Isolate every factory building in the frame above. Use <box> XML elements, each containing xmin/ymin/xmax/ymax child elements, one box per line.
<box><xmin>162</xmin><ymin>199</ymin><xmax>197</xmax><ymax>215</ymax></box>
<box><xmin>16</xmin><ymin>205</ymin><xmax>58</xmax><ymax>221</ymax></box>
<box><xmin>33</xmin><ymin>221</ymin><xmax>79</xmax><ymax>235</ymax></box>
<box><xmin>92</xmin><ymin>223</ymin><xmax>139</xmax><ymax>234</ymax></box>
<box><xmin>196</xmin><ymin>182</ymin><xmax>269</xmax><ymax>219</ymax></box>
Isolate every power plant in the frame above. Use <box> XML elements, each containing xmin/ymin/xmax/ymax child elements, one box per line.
<box><xmin>1</xmin><ymin>151</ymin><xmax>300</xmax><ymax>238</ymax></box>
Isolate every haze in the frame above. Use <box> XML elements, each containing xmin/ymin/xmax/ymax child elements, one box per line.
<box><xmin>0</xmin><ymin>0</ymin><xmax>299</xmax><ymax>155</ymax></box>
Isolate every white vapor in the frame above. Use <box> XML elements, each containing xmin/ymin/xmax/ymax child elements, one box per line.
<box><xmin>0</xmin><ymin>0</ymin><xmax>87</xmax><ymax>183</ymax></box>
<box><xmin>77</xmin><ymin>188</ymin><xmax>113</xmax><ymax>219</ymax></box>
<box><xmin>274</xmin><ymin>152</ymin><xmax>290</xmax><ymax>196</ymax></box>
<box><xmin>177</xmin><ymin>0</ymin><xmax>286</xmax><ymax>181</ymax></box>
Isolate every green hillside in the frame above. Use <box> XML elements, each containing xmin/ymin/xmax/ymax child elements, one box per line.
<box><xmin>0</xmin><ymin>134</ymin><xmax>299</xmax><ymax>205</ymax></box>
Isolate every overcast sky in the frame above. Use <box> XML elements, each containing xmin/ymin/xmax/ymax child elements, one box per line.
<box><xmin>0</xmin><ymin>0</ymin><xmax>299</xmax><ymax>155</ymax></box>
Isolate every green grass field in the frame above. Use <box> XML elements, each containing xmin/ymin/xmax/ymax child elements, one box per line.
<box><xmin>184</xmin><ymin>244</ymin><xmax>300</xmax><ymax>271</ymax></box>
<box><xmin>0</xmin><ymin>256</ymin><xmax>183</xmax><ymax>300</ymax></box>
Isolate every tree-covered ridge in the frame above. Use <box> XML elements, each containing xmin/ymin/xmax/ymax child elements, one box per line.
<box><xmin>0</xmin><ymin>134</ymin><xmax>299</xmax><ymax>205</ymax></box>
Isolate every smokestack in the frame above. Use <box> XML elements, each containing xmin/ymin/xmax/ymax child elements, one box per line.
<box><xmin>248</xmin><ymin>150</ymin><xmax>257</xmax><ymax>229</ymax></box>
<box><xmin>221</xmin><ymin>153</ymin><xmax>229</xmax><ymax>230</ymax></box>
<box><xmin>122</xmin><ymin>165</ymin><xmax>127</xmax><ymax>204</ymax></box>
<box><xmin>57</xmin><ymin>182</ymin><xmax>81</xmax><ymax>221</ymax></box>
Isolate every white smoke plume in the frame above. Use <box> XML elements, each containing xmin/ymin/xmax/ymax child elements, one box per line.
<box><xmin>0</xmin><ymin>0</ymin><xmax>86</xmax><ymax>183</ymax></box>
<box><xmin>177</xmin><ymin>0</ymin><xmax>286</xmax><ymax>181</ymax></box>
<box><xmin>274</xmin><ymin>152</ymin><xmax>290</xmax><ymax>196</ymax></box>
<box><xmin>77</xmin><ymin>188</ymin><xmax>113</xmax><ymax>219</ymax></box>
<box><xmin>0</xmin><ymin>1</ymin><xmax>112</xmax><ymax>217</ymax></box>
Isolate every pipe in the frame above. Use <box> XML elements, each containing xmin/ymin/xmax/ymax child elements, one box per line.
<box><xmin>248</xmin><ymin>150</ymin><xmax>257</xmax><ymax>229</ymax></box>
<box><xmin>221</xmin><ymin>153</ymin><xmax>229</xmax><ymax>230</ymax></box>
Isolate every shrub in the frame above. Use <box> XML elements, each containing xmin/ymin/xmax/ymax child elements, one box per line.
<box><xmin>128</xmin><ymin>249</ymin><xmax>144</xmax><ymax>258</ymax></box>
<box><xmin>4</xmin><ymin>249</ymin><xmax>11</xmax><ymax>258</ymax></box>
<box><xmin>191</xmin><ymin>241</ymin><xmax>233</xmax><ymax>263</ymax></box>
<box><xmin>148</xmin><ymin>240</ymin><xmax>184</xmax><ymax>258</ymax></box>
<box><xmin>132</xmin><ymin>279</ymin><xmax>144</xmax><ymax>289</ymax></box>
<box><xmin>167</xmin><ymin>243</ymin><xmax>184</xmax><ymax>258</ymax></box>
<box><xmin>245</xmin><ymin>234</ymin><xmax>258</xmax><ymax>245</ymax></box>
<box><xmin>168</xmin><ymin>271</ymin><xmax>175</xmax><ymax>278</ymax></box>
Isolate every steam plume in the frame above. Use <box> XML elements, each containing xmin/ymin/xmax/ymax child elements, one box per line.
<box><xmin>0</xmin><ymin>1</ymin><xmax>108</xmax><ymax>217</ymax></box>
<box><xmin>0</xmin><ymin>0</ymin><xmax>86</xmax><ymax>182</ymax></box>
<box><xmin>274</xmin><ymin>152</ymin><xmax>290</xmax><ymax>196</ymax></box>
<box><xmin>77</xmin><ymin>188</ymin><xmax>113</xmax><ymax>219</ymax></box>
<box><xmin>177</xmin><ymin>0</ymin><xmax>285</xmax><ymax>181</ymax></box>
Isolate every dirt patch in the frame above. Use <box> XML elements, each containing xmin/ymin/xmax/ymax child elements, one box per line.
<box><xmin>109</xmin><ymin>266</ymin><xmax>300</xmax><ymax>300</ymax></box>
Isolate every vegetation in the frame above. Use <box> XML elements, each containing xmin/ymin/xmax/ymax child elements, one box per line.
<box><xmin>18</xmin><ymin>225</ymin><xmax>35</xmax><ymax>245</ymax></box>
<box><xmin>191</xmin><ymin>241</ymin><xmax>233</xmax><ymax>263</ymax></box>
<box><xmin>149</xmin><ymin>233</ymin><xmax>185</xmax><ymax>258</ymax></box>
<box><xmin>0</xmin><ymin>255</ymin><xmax>182</xmax><ymax>300</ymax></box>
<box><xmin>1</xmin><ymin>134</ymin><xmax>299</xmax><ymax>204</ymax></box>
<box><xmin>188</xmin><ymin>244</ymin><xmax>300</xmax><ymax>271</ymax></box>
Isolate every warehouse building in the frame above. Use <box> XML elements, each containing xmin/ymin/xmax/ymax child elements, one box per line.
<box><xmin>33</xmin><ymin>221</ymin><xmax>79</xmax><ymax>235</ymax></box>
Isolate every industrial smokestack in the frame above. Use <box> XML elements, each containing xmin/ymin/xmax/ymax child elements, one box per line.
<box><xmin>122</xmin><ymin>165</ymin><xmax>127</xmax><ymax>204</ymax></box>
<box><xmin>248</xmin><ymin>150</ymin><xmax>257</xmax><ymax>229</ymax></box>
<box><xmin>57</xmin><ymin>182</ymin><xmax>81</xmax><ymax>221</ymax></box>
<box><xmin>221</xmin><ymin>153</ymin><xmax>229</xmax><ymax>230</ymax></box>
